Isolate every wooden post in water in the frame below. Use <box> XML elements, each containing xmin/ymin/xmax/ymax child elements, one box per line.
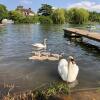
<box><xmin>64</xmin><ymin>29</ymin><xmax>83</xmax><ymax>42</ymax></box>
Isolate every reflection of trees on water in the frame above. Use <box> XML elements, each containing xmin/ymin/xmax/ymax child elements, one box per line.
<box><xmin>0</xmin><ymin>28</ymin><xmax>6</xmax><ymax>34</ymax></box>
<box><xmin>10</xmin><ymin>24</ymin><xmax>34</xmax><ymax>34</ymax></box>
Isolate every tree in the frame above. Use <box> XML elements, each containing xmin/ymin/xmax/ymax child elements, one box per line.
<box><xmin>39</xmin><ymin>16</ymin><xmax>53</xmax><ymax>24</ymax></box>
<box><xmin>9</xmin><ymin>10</ymin><xmax>39</xmax><ymax>23</ymax></box>
<box><xmin>38</xmin><ymin>4</ymin><xmax>53</xmax><ymax>16</ymax></box>
<box><xmin>0</xmin><ymin>4</ymin><xmax>8</xmax><ymax>21</ymax></box>
<box><xmin>9</xmin><ymin>10</ymin><xmax>23</xmax><ymax>23</ymax></box>
<box><xmin>89</xmin><ymin>11</ymin><xmax>100</xmax><ymax>23</ymax></box>
<box><xmin>64</xmin><ymin>9</ymin><xmax>70</xmax><ymax>23</ymax></box>
<box><xmin>52</xmin><ymin>9</ymin><xmax>65</xmax><ymax>24</ymax></box>
<box><xmin>68</xmin><ymin>8</ymin><xmax>89</xmax><ymax>24</ymax></box>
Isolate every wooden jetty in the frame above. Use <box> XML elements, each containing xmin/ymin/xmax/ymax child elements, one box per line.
<box><xmin>63</xmin><ymin>28</ymin><xmax>100</xmax><ymax>42</ymax></box>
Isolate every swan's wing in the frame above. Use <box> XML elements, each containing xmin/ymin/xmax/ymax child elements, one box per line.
<box><xmin>58</xmin><ymin>59</ymin><xmax>68</xmax><ymax>81</ymax></box>
<box><xmin>67</xmin><ymin>63</ymin><xmax>79</xmax><ymax>82</ymax></box>
<box><xmin>72</xmin><ymin>64</ymin><xmax>79</xmax><ymax>78</ymax></box>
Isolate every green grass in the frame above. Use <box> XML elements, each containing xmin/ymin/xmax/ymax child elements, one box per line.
<box><xmin>34</xmin><ymin>82</ymin><xmax>70</xmax><ymax>100</ymax></box>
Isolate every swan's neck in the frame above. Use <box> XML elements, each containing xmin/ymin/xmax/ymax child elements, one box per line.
<box><xmin>68</xmin><ymin>61</ymin><xmax>73</xmax><ymax>73</ymax></box>
<box><xmin>67</xmin><ymin>61</ymin><xmax>73</xmax><ymax>79</ymax></box>
<box><xmin>44</xmin><ymin>40</ymin><xmax>47</xmax><ymax>47</ymax></box>
<box><xmin>68</xmin><ymin>61</ymin><xmax>73</xmax><ymax>69</ymax></box>
<box><xmin>68</xmin><ymin>61</ymin><xmax>70</xmax><ymax>69</ymax></box>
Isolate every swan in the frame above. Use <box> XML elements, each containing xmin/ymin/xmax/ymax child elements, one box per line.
<box><xmin>58</xmin><ymin>56</ymin><xmax>79</xmax><ymax>83</ymax></box>
<box><xmin>32</xmin><ymin>39</ymin><xmax>47</xmax><ymax>49</ymax></box>
<box><xmin>50</xmin><ymin>53</ymin><xmax>64</xmax><ymax>60</ymax></box>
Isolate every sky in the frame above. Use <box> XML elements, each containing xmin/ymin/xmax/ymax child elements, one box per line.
<box><xmin>0</xmin><ymin>0</ymin><xmax>100</xmax><ymax>12</ymax></box>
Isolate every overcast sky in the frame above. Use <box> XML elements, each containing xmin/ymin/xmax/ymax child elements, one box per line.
<box><xmin>0</xmin><ymin>0</ymin><xmax>100</xmax><ymax>12</ymax></box>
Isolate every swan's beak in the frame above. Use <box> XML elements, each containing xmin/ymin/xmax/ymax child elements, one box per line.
<box><xmin>45</xmin><ymin>39</ymin><xmax>47</xmax><ymax>41</ymax></box>
<box><xmin>68</xmin><ymin>56</ymin><xmax>76</xmax><ymax>64</ymax></box>
<box><xmin>71</xmin><ymin>58</ymin><xmax>75</xmax><ymax>64</ymax></box>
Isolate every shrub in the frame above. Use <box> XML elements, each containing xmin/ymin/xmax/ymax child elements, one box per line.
<box><xmin>39</xmin><ymin>16</ymin><xmax>53</xmax><ymax>24</ymax></box>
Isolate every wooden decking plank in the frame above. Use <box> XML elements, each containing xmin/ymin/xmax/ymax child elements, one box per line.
<box><xmin>64</xmin><ymin>28</ymin><xmax>100</xmax><ymax>42</ymax></box>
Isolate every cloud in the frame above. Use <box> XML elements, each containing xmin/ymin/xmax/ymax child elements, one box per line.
<box><xmin>67</xmin><ymin>1</ymin><xmax>100</xmax><ymax>12</ymax></box>
<box><xmin>20</xmin><ymin>0</ymin><xmax>33</xmax><ymax>4</ymax></box>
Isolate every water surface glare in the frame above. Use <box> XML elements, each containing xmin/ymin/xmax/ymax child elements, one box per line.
<box><xmin>0</xmin><ymin>24</ymin><xmax>100</xmax><ymax>91</ymax></box>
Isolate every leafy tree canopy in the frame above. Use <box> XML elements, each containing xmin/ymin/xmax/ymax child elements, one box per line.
<box><xmin>39</xmin><ymin>16</ymin><xmax>53</xmax><ymax>24</ymax></box>
<box><xmin>68</xmin><ymin>8</ymin><xmax>89</xmax><ymax>24</ymax></box>
<box><xmin>89</xmin><ymin>11</ymin><xmax>100</xmax><ymax>23</ymax></box>
<box><xmin>52</xmin><ymin>9</ymin><xmax>65</xmax><ymax>24</ymax></box>
<box><xmin>0</xmin><ymin>4</ymin><xmax>8</xmax><ymax>21</ymax></box>
<box><xmin>38</xmin><ymin>4</ymin><xmax>53</xmax><ymax>16</ymax></box>
<box><xmin>9</xmin><ymin>10</ymin><xmax>38</xmax><ymax>23</ymax></box>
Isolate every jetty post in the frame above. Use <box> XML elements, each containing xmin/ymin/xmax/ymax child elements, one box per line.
<box><xmin>63</xmin><ymin>29</ymin><xmax>83</xmax><ymax>42</ymax></box>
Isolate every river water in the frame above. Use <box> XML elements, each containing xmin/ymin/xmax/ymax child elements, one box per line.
<box><xmin>0</xmin><ymin>24</ymin><xmax>100</xmax><ymax>92</ymax></box>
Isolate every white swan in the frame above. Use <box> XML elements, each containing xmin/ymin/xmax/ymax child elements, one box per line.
<box><xmin>32</xmin><ymin>39</ymin><xmax>47</xmax><ymax>49</ymax></box>
<box><xmin>58</xmin><ymin>56</ymin><xmax>79</xmax><ymax>83</ymax></box>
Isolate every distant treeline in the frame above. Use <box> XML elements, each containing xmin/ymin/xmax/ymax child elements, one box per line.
<box><xmin>0</xmin><ymin>4</ymin><xmax>100</xmax><ymax>24</ymax></box>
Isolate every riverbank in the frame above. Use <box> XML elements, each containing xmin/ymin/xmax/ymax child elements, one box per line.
<box><xmin>0</xmin><ymin>24</ymin><xmax>3</xmax><ymax>25</ymax></box>
<box><xmin>2</xmin><ymin>88</ymin><xmax>100</xmax><ymax>100</ymax></box>
<box><xmin>0</xmin><ymin>24</ymin><xmax>4</xmax><ymax>27</ymax></box>
<box><xmin>1</xmin><ymin>81</ymin><xmax>100</xmax><ymax>100</ymax></box>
